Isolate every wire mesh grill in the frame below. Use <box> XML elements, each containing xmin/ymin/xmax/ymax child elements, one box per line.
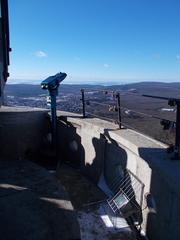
<box><xmin>107</xmin><ymin>169</ymin><xmax>144</xmax><ymax>220</ymax></box>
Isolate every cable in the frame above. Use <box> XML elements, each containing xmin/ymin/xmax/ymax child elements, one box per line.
<box><xmin>85</xmin><ymin>101</ymin><xmax>175</xmax><ymax>125</ymax></box>
<box><xmin>85</xmin><ymin>99</ymin><xmax>176</xmax><ymax>124</ymax></box>
<box><xmin>120</xmin><ymin>106</ymin><xmax>176</xmax><ymax>123</ymax></box>
<box><xmin>86</xmin><ymin>111</ymin><xmax>117</xmax><ymax>123</ymax></box>
<box><xmin>83</xmin><ymin>89</ymin><xmax>116</xmax><ymax>94</ymax></box>
<box><xmin>87</xmin><ymin>100</ymin><xmax>113</xmax><ymax>108</ymax></box>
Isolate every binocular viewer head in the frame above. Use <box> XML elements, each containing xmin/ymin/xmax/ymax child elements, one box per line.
<box><xmin>41</xmin><ymin>72</ymin><xmax>67</xmax><ymax>91</ymax></box>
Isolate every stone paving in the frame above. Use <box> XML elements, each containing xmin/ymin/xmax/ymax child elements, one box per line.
<box><xmin>0</xmin><ymin>160</ymin><xmax>80</xmax><ymax>240</ymax></box>
<box><xmin>57</xmin><ymin>165</ymin><xmax>136</xmax><ymax>240</ymax></box>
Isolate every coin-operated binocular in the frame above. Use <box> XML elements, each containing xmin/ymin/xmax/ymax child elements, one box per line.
<box><xmin>41</xmin><ymin>72</ymin><xmax>67</xmax><ymax>93</ymax></box>
<box><xmin>41</xmin><ymin>72</ymin><xmax>67</xmax><ymax>151</ymax></box>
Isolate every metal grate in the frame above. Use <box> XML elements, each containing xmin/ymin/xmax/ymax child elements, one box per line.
<box><xmin>107</xmin><ymin>169</ymin><xmax>144</xmax><ymax>220</ymax></box>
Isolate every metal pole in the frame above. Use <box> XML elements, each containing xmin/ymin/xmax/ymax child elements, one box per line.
<box><xmin>50</xmin><ymin>91</ymin><xmax>57</xmax><ymax>151</ymax></box>
<box><xmin>175</xmin><ymin>101</ymin><xmax>180</xmax><ymax>159</ymax></box>
<box><xmin>81</xmin><ymin>89</ymin><xmax>86</xmax><ymax>118</ymax></box>
<box><xmin>116</xmin><ymin>92</ymin><xmax>122</xmax><ymax>129</ymax></box>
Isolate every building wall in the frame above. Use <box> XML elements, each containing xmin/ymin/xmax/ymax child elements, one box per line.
<box><xmin>0</xmin><ymin>0</ymin><xmax>10</xmax><ymax>105</ymax></box>
<box><xmin>0</xmin><ymin>15</ymin><xmax>4</xmax><ymax>103</ymax></box>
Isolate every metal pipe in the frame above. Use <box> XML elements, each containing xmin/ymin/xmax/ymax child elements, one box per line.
<box><xmin>81</xmin><ymin>89</ymin><xmax>86</xmax><ymax>118</ymax></box>
<box><xmin>142</xmin><ymin>94</ymin><xmax>172</xmax><ymax>101</ymax></box>
<box><xmin>50</xmin><ymin>91</ymin><xmax>57</xmax><ymax>151</ymax></box>
<box><xmin>41</xmin><ymin>72</ymin><xmax>67</xmax><ymax>159</ymax></box>
<box><xmin>116</xmin><ymin>92</ymin><xmax>122</xmax><ymax>129</ymax></box>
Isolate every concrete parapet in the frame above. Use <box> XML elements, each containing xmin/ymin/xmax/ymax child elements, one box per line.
<box><xmin>0</xmin><ymin>106</ymin><xmax>50</xmax><ymax>161</ymax></box>
<box><xmin>57</xmin><ymin>111</ymin><xmax>180</xmax><ymax>240</ymax></box>
<box><xmin>3</xmin><ymin>107</ymin><xmax>179</xmax><ymax>239</ymax></box>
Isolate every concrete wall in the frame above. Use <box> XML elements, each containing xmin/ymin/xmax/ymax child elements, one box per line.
<box><xmin>0</xmin><ymin>108</ymin><xmax>179</xmax><ymax>239</ymax></box>
<box><xmin>57</xmin><ymin>111</ymin><xmax>180</xmax><ymax>240</ymax></box>
<box><xmin>0</xmin><ymin>107</ymin><xmax>50</xmax><ymax>161</ymax></box>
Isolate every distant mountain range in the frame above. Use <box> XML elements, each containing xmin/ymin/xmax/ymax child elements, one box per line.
<box><xmin>4</xmin><ymin>81</ymin><xmax>180</xmax><ymax>98</ymax></box>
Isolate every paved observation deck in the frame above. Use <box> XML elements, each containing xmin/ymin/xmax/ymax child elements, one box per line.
<box><xmin>0</xmin><ymin>159</ymin><xmax>80</xmax><ymax>240</ymax></box>
<box><xmin>1</xmin><ymin>107</ymin><xmax>180</xmax><ymax>240</ymax></box>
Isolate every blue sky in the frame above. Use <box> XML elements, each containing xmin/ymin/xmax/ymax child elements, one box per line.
<box><xmin>8</xmin><ymin>0</ymin><xmax>180</xmax><ymax>84</ymax></box>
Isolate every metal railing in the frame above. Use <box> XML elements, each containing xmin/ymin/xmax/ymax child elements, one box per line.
<box><xmin>143</xmin><ymin>94</ymin><xmax>180</xmax><ymax>159</ymax></box>
<box><xmin>80</xmin><ymin>89</ymin><xmax>179</xmax><ymax>159</ymax></box>
<box><xmin>81</xmin><ymin>89</ymin><xmax>122</xmax><ymax>129</ymax></box>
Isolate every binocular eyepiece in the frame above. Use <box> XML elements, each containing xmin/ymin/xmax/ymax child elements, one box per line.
<box><xmin>41</xmin><ymin>72</ymin><xmax>67</xmax><ymax>90</ymax></box>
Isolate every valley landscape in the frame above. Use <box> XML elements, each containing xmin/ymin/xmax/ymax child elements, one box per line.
<box><xmin>4</xmin><ymin>81</ymin><xmax>180</xmax><ymax>145</ymax></box>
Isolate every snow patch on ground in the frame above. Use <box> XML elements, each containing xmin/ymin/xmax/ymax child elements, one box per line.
<box><xmin>77</xmin><ymin>203</ymin><xmax>135</xmax><ymax>240</ymax></box>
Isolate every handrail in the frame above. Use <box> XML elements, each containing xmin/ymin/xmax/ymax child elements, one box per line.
<box><xmin>143</xmin><ymin>94</ymin><xmax>180</xmax><ymax>159</ymax></box>
<box><xmin>86</xmin><ymin>99</ymin><xmax>175</xmax><ymax>123</ymax></box>
<box><xmin>80</xmin><ymin>89</ymin><xmax>179</xmax><ymax>159</ymax></box>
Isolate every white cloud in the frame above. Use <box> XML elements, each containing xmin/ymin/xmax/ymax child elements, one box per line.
<box><xmin>176</xmin><ymin>55</ymin><xmax>180</xmax><ymax>61</ymax></box>
<box><xmin>35</xmin><ymin>50</ymin><xmax>48</xmax><ymax>58</ymax></box>
<box><xmin>103</xmin><ymin>63</ymin><xmax>109</xmax><ymax>68</ymax></box>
